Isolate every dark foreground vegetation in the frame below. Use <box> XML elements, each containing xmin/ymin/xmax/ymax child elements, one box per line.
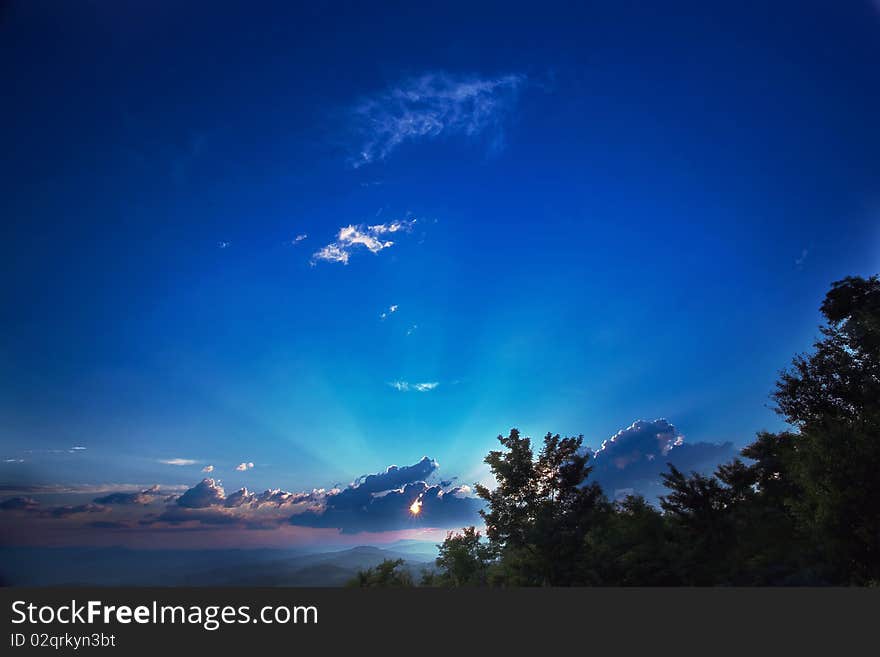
<box><xmin>350</xmin><ymin>275</ymin><xmax>880</xmax><ymax>586</ymax></box>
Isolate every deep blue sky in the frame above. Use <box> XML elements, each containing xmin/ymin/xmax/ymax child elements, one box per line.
<box><xmin>2</xmin><ymin>1</ymin><xmax>879</xmax><ymax>503</ymax></box>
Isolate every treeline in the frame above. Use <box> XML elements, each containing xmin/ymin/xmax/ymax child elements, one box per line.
<box><xmin>349</xmin><ymin>276</ymin><xmax>880</xmax><ymax>586</ymax></box>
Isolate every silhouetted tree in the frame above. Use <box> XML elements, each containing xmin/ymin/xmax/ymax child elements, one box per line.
<box><xmin>439</xmin><ymin>275</ymin><xmax>879</xmax><ymax>586</ymax></box>
<box><xmin>580</xmin><ymin>495</ymin><xmax>678</xmax><ymax>585</ymax></box>
<box><xmin>659</xmin><ymin>465</ymin><xmax>733</xmax><ymax>584</ymax></box>
<box><xmin>429</xmin><ymin>526</ymin><xmax>493</xmax><ymax>586</ymax></box>
<box><xmin>475</xmin><ymin>430</ymin><xmax>606</xmax><ymax>585</ymax></box>
<box><xmin>347</xmin><ymin>559</ymin><xmax>414</xmax><ymax>587</ymax></box>
<box><xmin>773</xmin><ymin>275</ymin><xmax>880</xmax><ymax>584</ymax></box>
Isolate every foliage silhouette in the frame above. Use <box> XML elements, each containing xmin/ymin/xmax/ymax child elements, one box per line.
<box><xmin>347</xmin><ymin>559</ymin><xmax>414</xmax><ymax>587</ymax></box>
<box><xmin>358</xmin><ymin>275</ymin><xmax>880</xmax><ymax>586</ymax></box>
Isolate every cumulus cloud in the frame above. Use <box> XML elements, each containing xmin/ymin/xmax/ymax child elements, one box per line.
<box><xmin>176</xmin><ymin>479</ymin><xmax>226</xmax><ymax>508</ymax></box>
<box><xmin>202</xmin><ymin>465</ymin><xmax>214</xmax><ymax>473</ymax></box>
<box><xmin>350</xmin><ymin>71</ymin><xmax>525</xmax><ymax>167</ymax></box>
<box><xmin>312</xmin><ymin>219</ymin><xmax>416</xmax><ymax>265</ymax></box>
<box><xmin>223</xmin><ymin>488</ymin><xmax>255</xmax><ymax>508</ymax></box>
<box><xmin>290</xmin><ymin>457</ymin><xmax>481</xmax><ymax>533</ymax></box>
<box><xmin>144</xmin><ymin>481</ymin><xmax>324</xmax><ymax>530</ymax></box>
<box><xmin>588</xmin><ymin>419</ymin><xmax>737</xmax><ymax>502</ymax></box>
<box><xmin>159</xmin><ymin>458</ymin><xmax>198</xmax><ymax>466</ymax></box>
<box><xmin>389</xmin><ymin>380</ymin><xmax>439</xmax><ymax>392</ymax></box>
<box><xmin>235</xmin><ymin>462</ymin><xmax>255</xmax><ymax>472</ymax></box>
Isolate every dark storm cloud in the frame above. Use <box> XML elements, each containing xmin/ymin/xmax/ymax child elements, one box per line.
<box><xmin>588</xmin><ymin>419</ymin><xmax>737</xmax><ymax>501</ymax></box>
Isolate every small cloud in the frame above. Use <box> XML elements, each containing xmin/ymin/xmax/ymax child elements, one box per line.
<box><xmin>388</xmin><ymin>381</ymin><xmax>439</xmax><ymax>392</ymax></box>
<box><xmin>292</xmin><ymin>234</ymin><xmax>308</xmax><ymax>244</ymax></box>
<box><xmin>202</xmin><ymin>465</ymin><xmax>214</xmax><ymax>473</ymax></box>
<box><xmin>311</xmin><ymin>219</ymin><xmax>416</xmax><ymax>266</ymax></box>
<box><xmin>159</xmin><ymin>458</ymin><xmax>198</xmax><ymax>466</ymax></box>
<box><xmin>70</xmin><ymin>446</ymin><xmax>86</xmax><ymax>451</ymax></box>
<box><xmin>406</xmin><ymin>324</ymin><xmax>418</xmax><ymax>336</ymax></box>
<box><xmin>3</xmin><ymin>458</ymin><xmax>24</xmax><ymax>464</ymax></box>
<box><xmin>218</xmin><ymin>241</ymin><xmax>231</xmax><ymax>249</ymax></box>
<box><xmin>235</xmin><ymin>462</ymin><xmax>255</xmax><ymax>472</ymax></box>
<box><xmin>380</xmin><ymin>304</ymin><xmax>399</xmax><ymax>320</ymax></box>
<box><xmin>795</xmin><ymin>248</ymin><xmax>809</xmax><ymax>268</ymax></box>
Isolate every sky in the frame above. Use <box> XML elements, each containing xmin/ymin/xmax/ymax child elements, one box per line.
<box><xmin>1</xmin><ymin>1</ymin><xmax>879</xmax><ymax>547</ymax></box>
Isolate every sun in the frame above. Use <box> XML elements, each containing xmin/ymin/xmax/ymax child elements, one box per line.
<box><xmin>409</xmin><ymin>499</ymin><xmax>422</xmax><ymax>516</ymax></box>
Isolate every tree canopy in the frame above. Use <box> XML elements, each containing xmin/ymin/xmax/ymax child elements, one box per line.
<box><xmin>352</xmin><ymin>275</ymin><xmax>880</xmax><ymax>586</ymax></box>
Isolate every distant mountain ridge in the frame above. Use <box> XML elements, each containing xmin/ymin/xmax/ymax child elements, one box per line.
<box><xmin>0</xmin><ymin>545</ymin><xmax>436</xmax><ymax>587</ymax></box>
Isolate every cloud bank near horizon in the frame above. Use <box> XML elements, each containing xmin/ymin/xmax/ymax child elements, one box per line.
<box><xmin>1</xmin><ymin>420</ymin><xmax>740</xmax><ymax>544</ymax></box>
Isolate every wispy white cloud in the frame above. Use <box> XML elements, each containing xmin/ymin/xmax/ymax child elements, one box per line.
<box><xmin>350</xmin><ymin>71</ymin><xmax>525</xmax><ymax>167</ymax></box>
<box><xmin>388</xmin><ymin>381</ymin><xmax>439</xmax><ymax>392</ymax></box>
<box><xmin>160</xmin><ymin>458</ymin><xmax>199</xmax><ymax>466</ymax></box>
<box><xmin>235</xmin><ymin>462</ymin><xmax>255</xmax><ymax>472</ymax></box>
<box><xmin>202</xmin><ymin>465</ymin><xmax>214</xmax><ymax>473</ymax></box>
<box><xmin>292</xmin><ymin>234</ymin><xmax>308</xmax><ymax>244</ymax></box>
<box><xmin>795</xmin><ymin>248</ymin><xmax>809</xmax><ymax>268</ymax></box>
<box><xmin>406</xmin><ymin>324</ymin><xmax>418</xmax><ymax>336</ymax></box>
<box><xmin>312</xmin><ymin>243</ymin><xmax>350</xmax><ymax>264</ymax></box>
<box><xmin>217</xmin><ymin>241</ymin><xmax>230</xmax><ymax>249</ymax></box>
<box><xmin>312</xmin><ymin>219</ymin><xmax>416</xmax><ymax>265</ymax></box>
